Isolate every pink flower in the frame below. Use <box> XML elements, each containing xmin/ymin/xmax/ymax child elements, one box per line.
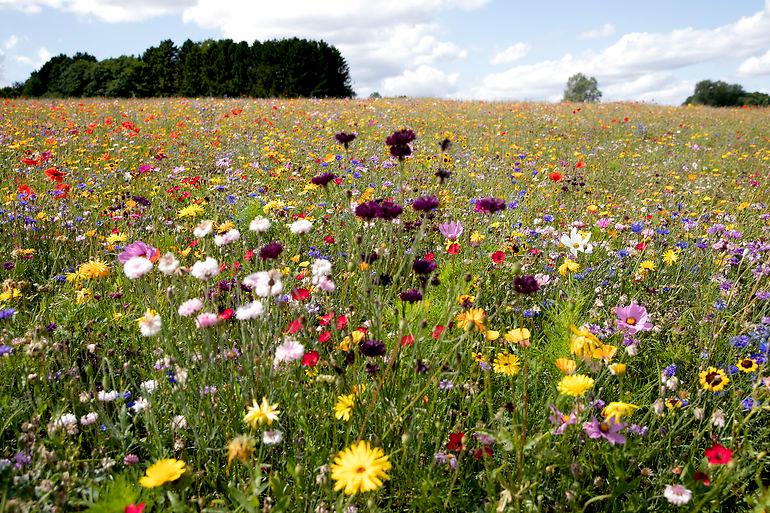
<box><xmin>195</xmin><ymin>312</ymin><xmax>220</xmax><ymax>329</ymax></box>
<box><xmin>615</xmin><ymin>301</ymin><xmax>653</xmax><ymax>335</ymax></box>
<box><xmin>438</xmin><ymin>221</ymin><xmax>463</xmax><ymax>241</ymax></box>
<box><xmin>118</xmin><ymin>241</ymin><xmax>158</xmax><ymax>264</ymax></box>
<box><xmin>583</xmin><ymin>417</ymin><xmax>626</xmax><ymax>445</ymax></box>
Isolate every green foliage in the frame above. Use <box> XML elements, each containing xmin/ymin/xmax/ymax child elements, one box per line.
<box><xmin>683</xmin><ymin>79</ymin><xmax>770</xmax><ymax>107</ymax></box>
<box><xmin>562</xmin><ymin>73</ymin><xmax>602</xmax><ymax>103</ymax></box>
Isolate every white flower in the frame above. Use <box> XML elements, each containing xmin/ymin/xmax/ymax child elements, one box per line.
<box><xmin>214</xmin><ymin>229</ymin><xmax>240</xmax><ymax>247</ymax></box>
<box><xmin>178</xmin><ymin>298</ymin><xmax>204</xmax><ymax>317</ymax></box>
<box><xmin>314</xmin><ymin>275</ymin><xmax>336</xmax><ymax>292</ymax></box>
<box><xmin>190</xmin><ymin>257</ymin><xmax>220</xmax><ymax>281</ymax></box>
<box><xmin>711</xmin><ymin>408</ymin><xmax>725</xmax><ymax>427</ymax></box>
<box><xmin>172</xmin><ymin>415</ymin><xmax>187</xmax><ymax>430</ymax></box>
<box><xmin>559</xmin><ymin>228</ymin><xmax>593</xmax><ymax>256</ymax></box>
<box><xmin>157</xmin><ymin>252</ymin><xmax>180</xmax><ymax>275</ymax></box>
<box><xmin>49</xmin><ymin>413</ymin><xmax>78</xmax><ymax>435</ymax></box>
<box><xmin>236</xmin><ymin>301</ymin><xmax>264</xmax><ymax>320</ymax></box>
<box><xmin>311</xmin><ymin>258</ymin><xmax>332</xmax><ymax>278</ymax></box>
<box><xmin>663</xmin><ymin>484</ymin><xmax>692</xmax><ymax>506</ymax></box>
<box><xmin>652</xmin><ymin>398</ymin><xmax>665</xmax><ymax>415</ymax></box>
<box><xmin>131</xmin><ymin>397</ymin><xmax>149</xmax><ymax>413</ymax></box>
<box><xmin>138</xmin><ymin>310</ymin><xmax>162</xmax><ymax>337</ymax></box>
<box><xmin>123</xmin><ymin>256</ymin><xmax>153</xmax><ymax>279</ymax></box>
<box><xmin>249</xmin><ymin>216</ymin><xmax>271</xmax><ymax>233</ymax></box>
<box><xmin>195</xmin><ymin>312</ymin><xmax>220</xmax><ymax>329</ymax></box>
<box><xmin>193</xmin><ymin>220</ymin><xmax>214</xmax><ymax>238</ymax></box>
<box><xmin>243</xmin><ymin>270</ymin><xmax>283</xmax><ymax>297</ymax></box>
<box><xmin>140</xmin><ymin>380</ymin><xmax>158</xmax><ymax>394</ymax></box>
<box><xmin>97</xmin><ymin>390</ymin><xmax>120</xmax><ymax>402</ymax></box>
<box><xmin>80</xmin><ymin>412</ymin><xmax>98</xmax><ymax>426</ymax></box>
<box><xmin>274</xmin><ymin>338</ymin><xmax>305</xmax><ymax>366</ymax></box>
<box><xmin>289</xmin><ymin>219</ymin><xmax>313</xmax><ymax>234</ymax></box>
<box><xmin>263</xmin><ymin>430</ymin><xmax>284</xmax><ymax>445</ymax></box>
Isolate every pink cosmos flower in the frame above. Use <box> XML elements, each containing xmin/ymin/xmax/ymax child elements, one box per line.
<box><xmin>195</xmin><ymin>312</ymin><xmax>220</xmax><ymax>329</ymax></box>
<box><xmin>615</xmin><ymin>301</ymin><xmax>653</xmax><ymax>335</ymax></box>
<box><xmin>438</xmin><ymin>221</ymin><xmax>463</xmax><ymax>241</ymax></box>
<box><xmin>583</xmin><ymin>417</ymin><xmax>626</xmax><ymax>445</ymax></box>
<box><xmin>118</xmin><ymin>241</ymin><xmax>158</xmax><ymax>264</ymax></box>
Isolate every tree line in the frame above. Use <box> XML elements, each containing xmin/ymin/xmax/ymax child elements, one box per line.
<box><xmin>683</xmin><ymin>80</ymin><xmax>770</xmax><ymax>107</ymax></box>
<box><xmin>0</xmin><ymin>38</ymin><xmax>354</xmax><ymax>98</ymax></box>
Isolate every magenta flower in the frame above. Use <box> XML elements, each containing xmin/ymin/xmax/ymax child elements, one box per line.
<box><xmin>439</xmin><ymin>221</ymin><xmax>463</xmax><ymax>241</ymax></box>
<box><xmin>615</xmin><ymin>301</ymin><xmax>653</xmax><ymax>335</ymax></box>
<box><xmin>118</xmin><ymin>241</ymin><xmax>158</xmax><ymax>264</ymax></box>
<box><xmin>583</xmin><ymin>417</ymin><xmax>626</xmax><ymax>445</ymax></box>
<box><xmin>548</xmin><ymin>405</ymin><xmax>577</xmax><ymax>435</ymax></box>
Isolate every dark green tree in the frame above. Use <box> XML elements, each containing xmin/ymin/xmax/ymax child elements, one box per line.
<box><xmin>563</xmin><ymin>73</ymin><xmax>602</xmax><ymax>103</ymax></box>
<box><xmin>141</xmin><ymin>40</ymin><xmax>178</xmax><ymax>96</ymax></box>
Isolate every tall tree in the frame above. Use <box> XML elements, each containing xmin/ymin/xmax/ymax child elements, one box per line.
<box><xmin>141</xmin><ymin>40</ymin><xmax>178</xmax><ymax>96</ymax></box>
<box><xmin>563</xmin><ymin>73</ymin><xmax>602</xmax><ymax>103</ymax></box>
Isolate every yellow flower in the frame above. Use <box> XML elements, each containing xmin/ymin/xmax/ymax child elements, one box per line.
<box><xmin>139</xmin><ymin>458</ymin><xmax>186</xmax><ymax>488</ymax></box>
<box><xmin>177</xmin><ymin>204</ymin><xmax>204</xmax><ymax>219</ymax></box>
<box><xmin>331</xmin><ymin>441</ymin><xmax>391</xmax><ymax>495</ymax></box>
<box><xmin>609</xmin><ymin>363</ymin><xmax>627</xmax><ymax>376</ymax></box>
<box><xmin>663</xmin><ymin>249</ymin><xmax>679</xmax><ymax>266</ymax></box>
<box><xmin>334</xmin><ymin>394</ymin><xmax>355</xmax><ymax>421</ymax></box>
<box><xmin>0</xmin><ymin>288</ymin><xmax>21</xmax><ymax>303</ymax></box>
<box><xmin>472</xmin><ymin>352</ymin><xmax>487</xmax><ymax>363</ymax></box>
<box><xmin>216</xmin><ymin>220</ymin><xmax>235</xmax><ymax>234</ymax></box>
<box><xmin>736</xmin><ymin>358</ymin><xmax>758</xmax><ymax>373</ymax></box>
<box><xmin>557</xmin><ymin>374</ymin><xmax>594</xmax><ymax>397</ymax></box>
<box><xmin>455</xmin><ymin>308</ymin><xmax>486</xmax><ymax>332</ymax></box>
<box><xmin>244</xmin><ymin>397</ymin><xmax>280</xmax><ymax>428</ymax></box>
<box><xmin>493</xmin><ymin>353</ymin><xmax>521</xmax><ymax>376</ymax></box>
<box><xmin>569</xmin><ymin>325</ymin><xmax>602</xmax><ymax>358</ymax></box>
<box><xmin>504</xmin><ymin>328</ymin><xmax>530</xmax><ymax>347</ymax></box>
<box><xmin>105</xmin><ymin>233</ymin><xmax>127</xmax><ymax>245</ymax></box>
<box><xmin>226</xmin><ymin>436</ymin><xmax>255</xmax><ymax>472</ymax></box>
<box><xmin>470</xmin><ymin>231</ymin><xmax>486</xmax><ymax>245</ymax></box>
<box><xmin>590</xmin><ymin>344</ymin><xmax>617</xmax><ymax>362</ymax></box>
<box><xmin>602</xmin><ymin>402</ymin><xmax>639</xmax><ymax>422</ymax></box>
<box><xmin>78</xmin><ymin>259</ymin><xmax>110</xmax><ymax>280</ymax></box>
<box><xmin>558</xmin><ymin>259</ymin><xmax>580</xmax><ymax>276</ymax></box>
<box><xmin>699</xmin><ymin>367</ymin><xmax>729</xmax><ymax>393</ymax></box>
<box><xmin>555</xmin><ymin>358</ymin><xmax>577</xmax><ymax>375</ymax></box>
<box><xmin>638</xmin><ymin>260</ymin><xmax>656</xmax><ymax>272</ymax></box>
<box><xmin>485</xmin><ymin>330</ymin><xmax>500</xmax><ymax>341</ymax></box>
<box><xmin>457</xmin><ymin>294</ymin><xmax>475</xmax><ymax>306</ymax></box>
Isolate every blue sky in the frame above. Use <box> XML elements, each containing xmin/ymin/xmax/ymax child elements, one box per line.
<box><xmin>1</xmin><ymin>0</ymin><xmax>769</xmax><ymax>103</ymax></box>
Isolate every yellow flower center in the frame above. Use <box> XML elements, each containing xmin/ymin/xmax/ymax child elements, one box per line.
<box><xmin>626</xmin><ymin>317</ymin><xmax>637</xmax><ymax>325</ymax></box>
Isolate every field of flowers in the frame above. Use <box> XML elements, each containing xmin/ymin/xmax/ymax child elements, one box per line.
<box><xmin>1</xmin><ymin>97</ymin><xmax>769</xmax><ymax>512</ymax></box>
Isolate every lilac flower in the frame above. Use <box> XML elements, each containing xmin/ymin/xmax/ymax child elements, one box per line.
<box><xmin>117</xmin><ymin>241</ymin><xmax>158</xmax><ymax>264</ymax></box>
<box><xmin>548</xmin><ymin>405</ymin><xmax>577</xmax><ymax>435</ymax></box>
<box><xmin>0</xmin><ymin>308</ymin><xmax>15</xmax><ymax>320</ymax></box>
<box><xmin>438</xmin><ymin>221</ymin><xmax>463</xmax><ymax>241</ymax></box>
<box><xmin>583</xmin><ymin>417</ymin><xmax>626</xmax><ymax>445</ymax></box>
<box><xmin>615</xmin><ymin>301</ymin><xmax>653</xmax><ymax>335</ymax></box>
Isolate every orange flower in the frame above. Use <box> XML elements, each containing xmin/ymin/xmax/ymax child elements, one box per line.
<box><xmin>44</xmin><ymin>167</ymin><xmax>66</xmax><ymax>183</ymax></box>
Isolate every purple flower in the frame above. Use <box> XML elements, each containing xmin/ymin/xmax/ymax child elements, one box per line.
<box><xmin>475</xmin><ymin>197</ymin><xmax>506</xmax><ymax>214</ymax></box>
<box><xmin>412</xmin><ymin>258</ymin><xmax>437</xmax><ymax>275</ymax></box>
<box><xmin>117</xmin><ymin>241</ymin><xmax>158</xmax><ymax>264</ymax></box>
<box><xmin>385</xmin><ymin>129</ymin><xmax>417</xmax><ymax>160</ymax></box>
<box><xmin>615</xmin><ymin>301</ymin><xmax>653</xmax><ymax>334</ymax></box>
<box><xmin>259</xmin><ymin>242</ymin><xmax>284</xmax><ymax>260</ymax></box>
<box><xmin>311</xmin><ymin>173</ymin><xmax>337</xmax><ymax>186</ymax></box>
<box><xmin>513</xmin><ymin>275</ymin><xmax>539</xmax><ymax>295</ymax></box>
<box><xmin>438</xmin><ymin>221</ymin><xmax>463</xmax><ymax>241</ymax></box>
<box><xmin>412</xmin><ymin>195</ymin><xmax>439</xmax><ymax>212</ymax></box>
<box><xmin>548</xmin><ymin>405</ymin><xmax>577</xmax><ymax>435</ymax></box>
<box><xmin>360</xmin><ymin>339</ymin><xmax>387</xmax><ymax>358</ymax></box>
<box><xmin>0</xmin><ymin>308</ymin><xmax>15</xmax><ymax>320</ymax></box>
<box><xmin>583</xmin><ymin>417</ymin><xmax>626</xmax><ymax>445</ymax></box>
<box><xmin>335</xmin><ymin>132</ymin><xmax>356</xmax><ymax>148</ymax></box>
<box><xmin>377</xmin><ymin>200</ymin><xmax>403</xmax><ymax>220</ymax></box>
<box><xmin>355</xmin><ymin>201</ymin><xmax>381</xmax><ymax>221</ymax></box>
<box><xmin>400</xmin><ymin>289</ymin><xmax>423</xmax><ymax>303</ymax></box>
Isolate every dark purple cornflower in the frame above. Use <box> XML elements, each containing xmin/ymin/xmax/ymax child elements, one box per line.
<box><xmin>439</xmin><ymin>138</ymin><xmax>452</xmax><ymax>152</ymax></box>
<box><xmin>412</xmin><ymin>195</ymin><xmax>439</xmax><ymax>212</ymax></box>
<box><xmin>365</xmin><ymin>362</ymin><xmax>381</xmax><ymax>375</ymax></box>
<box><xmin>2</xmin><ymin>262</ymin><xmax>14</xmax><ymax>271</ymax></box>
<box><xmin>311</xmin><ymin>173</ymin><xmax>337</xmax><ymax>187</ymax></box>
<box><xmin>259</xmin><ymin>242</ymin><xmax>283</xmax><ymax>260</ymax></box>
<box><xmin>400</xmin><ymin>289</ymin><xmax>423</xmax><ymax>302</ymax></box>
<box><xmin>513</xmin><ymin>275</ymin><xmax>540</xmax><ymax>294</ymax></box>
<box><xmin>376</xmin><ymin>200</ymin><xmax>403</xmax><ymax>220</ymax></box>
<box><xmin>412</xmin><ymin>258</ymin><xmax>437</xmax><ymax>275</ymax></box>
<box><xmin>475</xmin><ymin>197</ymin><xmax>507</xmax><ymax>214</ymax></box>
<box><xmin>385</xmin><ymin>129</ymin><xmax>416</xmax><ymax>160</ymax></box>
<box><xmin>335</xmin><ymin>132</ymin><xmax>357</xmax><ymax>149</ymax></box>
<box><xmin>355</xmin><ymin>201</ymin><xmax>381</xmax><ymax>221</ymax></box>
<box><xmin>435</xmin><ymin>168</ymin><xmax>452</xmax><ymax>183</ymax></box>
<box><xmin>360</xmin><ymin>339</ymin><xmax>386</xmax><ymax>357</ymax></box>
<box><xmin>132</xmin><ymin>195</ymin><xmax>151</xmax><ymax>207</ymax></box>
<box><xmin>415</xmin><ymin>359</ymin><xmax>429</xmax><ymax>374</ymax></box>
<box><xmin>46</xmin><ymin>322</ymin><xmax>57</xmax><ymax>332</ymax></box>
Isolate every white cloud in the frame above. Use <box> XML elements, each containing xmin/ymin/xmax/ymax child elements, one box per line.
<box><xmin>738</xmin><ymin>49</ymin><xmax>770</xmax><ymax>76</ymax></box>
<box><xmin>475</xmin><ymin>3</ymin><xmax>770</xmax><ymax>103</ymax></box>
<box><xmin>0</xmin><ymin>0</ymin><xmax>194</xmax><ymax>22</ymax></box>
<box><xmin>579</xmin><ymin>23</ymin><xmax>615</xmax><ymax>40</ymax></box>
<box><xmin>14</xmin><ymin>47</ymin><xmax>51</xmax><ymax>68</ymax></box>
<box><xmin>3</xmin><ymin>35</ymin><xmax>19</xmax><ymax>51</ymax></box>
<box><xmin>490</xmin><ymin>43</ymin><xmax>530</xmax><ymax>65</ymax></box>
<box><xmin>381</xmin><ymin>65</ymin><xmax>459</xmax><ymax>97</ymax></box>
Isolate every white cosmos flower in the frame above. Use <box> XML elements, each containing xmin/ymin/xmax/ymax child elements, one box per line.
<box><xmin>311</xmin><ymin>258</ymin><xmax>332</xmax><ymax>277</ymax></box>
<box><xmin>236</xmin><ymin>301</ymin><xmax>264</xmax><ymax>320</ymax></box>
<box><xmin>663</xmin><ymin>484</ymin><xmax>692</xmax><ymax>506</ymax></box>
<box><xmin>214</xmin><ymin>229</ymin><xmax>240</xmax><ymax>247</ymax></box>
<box><xmin>157</xmin><ymin>252</ymin><xmax>179</xmax><ymax>275</ymax></box>
<box><xmin>249</xmin><ymin>216</ymin><xmax>271</xmax><ymax>233</ymax></box>
<box><xmin>190</xmin><ymin>257</ymin><xmax>220</xmax><ymax>281</ymax></box>
<box><xmin>123</xmin><ymin>256</ymin><xmax>153</xmax><ymax>279</ymax></box>
<box><xmin>560</xmin><ymin>228</ymin><xmax>593</xmax><ymax>256</ymax></box>
<box><xmin>289</xmin><ymin>219</ymin><xmax>312</xmax><ymax>234</ymax></box>
<box><xmin>193</xmin><ymin>220</ymin><xmax>214</xmax><ymax>238</ymax></box>
<box><xmin>243</xmin><ymin>270</ymin><xmax>283</xmax><ymax>297</ymax></box>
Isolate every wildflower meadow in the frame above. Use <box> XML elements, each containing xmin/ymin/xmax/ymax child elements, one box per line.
<box><xmin>1</xmin><ymin>98</ymin><xmax>769</xmax><ymax>512</ymax></box>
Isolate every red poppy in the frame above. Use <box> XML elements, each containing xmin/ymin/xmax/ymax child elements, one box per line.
<box><xmin>21</xmin><ymin>157</ymin><xmax>40</xmax><ymax>166</ymax></box>
<box><xmin>286</xmin><ymin>317</ymin><xmax>303</xmax><ymax>334</ymax></box>
<box><xmin>474</xmin><ymin>446</ymin><xmax>493</xmax><ymax>459</ymax></box>
<box><xmin>705</xmin><ymin>443</ymin><xmax>732</xmax><ymax>465</ymax></box>
<box><xmin>448</xmin><ymin>432</ymin><xmax>465</xmax><ymax>452</ymax></box>
<box><xmin>575</xmin><ymin>161</ymin><xmax>585</xmax><ymax>169</ymax></box>
<box><xmin>693</xmin><ymin>471</ymin><xmax>710</xmax><ymax>486</ymax></box>
<box><xmin>301</xmin><ymin>350</ymin><xmax>319</xmax><ymax>367</ymax></box>
<box><xmin>433</xmin><ymin>325</ymin><xmax>445</xmax><ymax>340</ymax></box>
<box><xmin>218</xmin><ymin>308</ymin><xmax>234</xmax><ymax>321</ymax></box>
<box><xmin>336</xmin><ymin>315</ymin><xmax>348</xmax><ymax>331</ymax></box>
<box><xmin>291</xmin><ymin>288</ymin><xmax>310</xmax><ymax>301</ymax></box>
<box><xmin>447</xmin><ymin>243</ymin><xmax>460</xmax><ymax>255</ymax></box>
<box><xmin>324</xmin><ymin>235</ymin><xmax>336</xmax><ymax>244</ymax></box>
<box><xmin>18</xmin><ymin>184</ymin><xmax>35</xmax><ymax>199</ymax></box>
<box><xmin>401</xmin><ymin>334</ymin><xmax>415</xmax><ymax>347</ymax></box>
<box><xmin>319</xmin><ymin>331</ymin><xmax>332</xmax><ymax>343</ymax></box>
<box><xmin>320</xmin><ymin>312</ymin><xmax>334</xmax><ymax>326</ymax></box>
<box><xmin>125</xmin><ymin>504</ymin><xmax>145</xmax><ymax>513</ymax></box>
<box><xmin>44</xmin><ymin>167</ymin><xmax>66</xmax><ymax>183</ymax></box>
<box><xmin>548</xmin><ymin>171</ymin><xmax>563</xmax><ymax>182</ymax></box>
<box><xmin>491</xmin><ymin>250</ymin><xmax>505</xmax><ymax>264</ymax></box>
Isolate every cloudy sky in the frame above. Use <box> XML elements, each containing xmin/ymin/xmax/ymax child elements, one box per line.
<box><xmin>1</xmin><ymin>0</ymin><xmax>769</xmax><ymax>103</ymax></box>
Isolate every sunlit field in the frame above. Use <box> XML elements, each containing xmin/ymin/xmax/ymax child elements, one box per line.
<box><xmin>1</xmin><ymin>98</ymin><xmax>770</xmax><ymax>512</ymax></box>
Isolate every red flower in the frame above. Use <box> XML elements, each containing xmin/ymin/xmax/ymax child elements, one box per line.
<box><xmin>301</xmin><ymin>350</ymin><xmax>319</xmax><ymax>367</ymax></box>
<box><xmin>319</xmin><ymin>312</ymin><xmax>334</xmax><ymax>326</ymax></box>
<box><xmin>291</xmin><ymin>288</ymin><xmax>310</xmax><ymax>301</ymax></box>
<box><xmin>448</xmin><ymin>432</ymin><xmax>465</xmax><ymax>452</ymax></box>
<box><xmin>447</xmin><ymin>243</ymin><xmax>460</xmax><ymax>255</ymax></box>
<box><xmin>693</xmin><ymin>471</ymin><xmax>710</xmax><ymax>486</ymax></box>
<box><xmin>319</xmin><ymin>331</ymin><xmax>332</xmax><ymax>343</ymax></box>
<box><xmin>218</xmin><ymin>308</ymin><xmax>234</xmax><ymax>321</ymax></box>
<box><xmin>44</xmin><ymin>167</ymin><xmax>66</xmax><ymax>183</ymax></box>
<box><xmin>244</xmin><ymin>249</ymin><xmax>254</xmax><ymax>261</ymax></box>
<box><xmin>575</xmin><ymin>161</ymin><xmax>586</xmax><ymax>169</ymax></box>
<box><xmin>424</xmin><ymin>252</ymin><xmax>435</xmax><ymax>262</ymax></box>
<box><xmin>548</xmin><ymin>171</ymin><xmax>563</xmax><ymax>182</ymax></box>
<box><xmin>336</xmin><ymin>315</ymin><xmax>348</xmax><ymax>331</ymax></box>
<box><xmin>21</xmin><ymin>157</ymin><xmax>40</xmax><ymax>166</ymax></box>
<box><xmin>401</xmin><ymin>334</ymin><xmax>415</xmax><ymax>347</ymax></box>
<box><xmin>324</xmin><ymin>235</ymin><xmax>336</xmax><ymax>244</ymax></box>
<box><xmin>705</xmin><ymin>443</ymin><xmax>732</xmax><ymax>465</ymax></box>
<box><xmin>286</xmin><ymin>318</ymin><xmax>303</xmax><ymax>334</ymax></box>
<box><xmin>491</xmin><ymin>250</ymin><xmax>505</xmax><ymax>264</ymax></box>
<box><xmin>125</xmin><ymin>505</ymin><xmax>145</xmax><ymax>513</ymax></box>
<box><xmin>635</xmin><ymin>242</ymin><xmax>646</xmax><ymax>251</ymax></box>
<box><xmin>432</xmin><ymin>325</ymin><xmax>445</xmax><ymax>340</ymax></box>
<box><xmin>473</xmin><ymin>446</ymin><xmax>493</xmax><ymax>459</ymax></box>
